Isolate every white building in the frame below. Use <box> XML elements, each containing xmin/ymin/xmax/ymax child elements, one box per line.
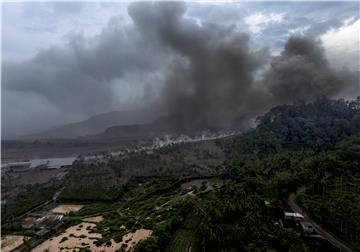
<box><xmin>284</xmin><ymin>212</ymin><xmax>304</xmax><ymax>221</ymax></box>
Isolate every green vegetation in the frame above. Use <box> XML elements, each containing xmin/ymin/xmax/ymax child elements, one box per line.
<box><xmin>60</xmin><ymin>185</ymin><xmax>121</xmax><ymax>202</ymax></box>
<box><xmin>219</xmin><ymin>97</ymin><xmax>360</xmax><ymax>251</ymax></box>
<box><xmin>167</xmin><ymin>212</ymin><xmax>201</xmax><ymax>252</ymax></box>
<box><xmin>232</xmin><ymin>97</ymin><xmax>360</xmax><ymax>154</ymax></box>
<box><xmin>64</xmin><ymin>177</ymin><xmax>190</xmax><ymax>248</ymax></box>
<box><xmin>65</xmin><ymin>97</ymin><xmax>360</xmax><ymax>251</ymax></box>
<box><xmin>3</xmin><ymin>97</ymin><xmax>359</xmax><ymax>251</ymax></box>
<box><xmin>59</xmin><ymin>236</ymin><xmax>68</xmax><ymax>243</ymax></box>
<box><xmin>59</xmin><ymin>159</ymin><xmax>124</xmax><ymax>201</ymax></box>
<box><xmin>1</xmin><ymin>183</ymin><xmax>58</xmax><ymax>222</ymax></box>
<box><xmin>197</xmin><ymin>184</ymin><xmax>307</xmax><ymax>251</ymax></box>
<box><xmin>297</xmin><ymin>137</ymin><xmax>360</xmax><ymax>249</ymax></box>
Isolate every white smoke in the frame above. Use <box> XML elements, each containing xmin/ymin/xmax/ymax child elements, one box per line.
<box><xmin>83</xmin><ymin>130</ymin><xmax>239</xmax><ymax>161</ymax></box>
<box><xmin>152</xmin><ymin>131</ymin><xmax>239</xmax><ymax>148</ymax></box>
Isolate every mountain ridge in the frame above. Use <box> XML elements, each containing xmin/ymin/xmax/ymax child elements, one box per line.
<box><xmin>28</xmin><ymin>110</ymin><xmax>152</xmax><ymax>139</ymax></box>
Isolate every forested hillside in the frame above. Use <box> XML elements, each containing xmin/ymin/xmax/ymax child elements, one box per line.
<box><xmin>231</xmin><ymin>97</ymin><xmax>360</xmax><ymax>154</ymax></box>
<box><xmin>3</xmin><ymin>97</ymin><xmax>359</xmax><ymax>251</ymax></box>
<box><xmin>210</xmin><ymin>97</ymin><xmax>360</xmax><ymax>251</ymax></box>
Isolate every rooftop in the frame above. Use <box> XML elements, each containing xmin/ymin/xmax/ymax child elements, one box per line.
<box><xmin>284</xmin><ymin>212</ymin><xmax>304</xmax><ymax>219</ymax></box>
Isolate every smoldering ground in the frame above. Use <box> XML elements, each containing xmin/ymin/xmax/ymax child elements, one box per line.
<box><xmin>2</xmin><ymin>2</ymin><xmax>359</xmax><ymax>137</ymax></box>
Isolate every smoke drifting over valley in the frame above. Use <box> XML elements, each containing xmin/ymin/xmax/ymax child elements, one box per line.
<box><xmin>265</xmin><ymin>37</ymin><xmax>357</xmax><ymax>103</ymax></box>
<box><xmin>2</xmin><ymin>2</ymin><xmax>359</xmax><ymax>137</ymax></box>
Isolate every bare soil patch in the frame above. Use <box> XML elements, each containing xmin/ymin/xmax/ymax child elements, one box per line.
<box><xmin>50</xmin><ymin>204</ymin><xmax>83</xmax><ymax>214</ymax></box>
<box><xmin>1</xmin><ymin>235</ymin><xmax>26</xmax><ymax>252</ymax></box>
<box><xmin>32</xmin><ymin>221</ymin><xmax>152</xmax><ymax>252</ymax></box>
<box><xmin>82</xmin><ymin>215</ymin><xmax>103</xmax><ymax>223</ymax></box>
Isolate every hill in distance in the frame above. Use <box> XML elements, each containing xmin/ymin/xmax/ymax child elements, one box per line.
<box><xmin>31</xmin><ymin>110</ymin><xmax>153</xmax><ymax>139</ymax></box>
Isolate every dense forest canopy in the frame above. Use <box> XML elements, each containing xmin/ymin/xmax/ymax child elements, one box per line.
<box><xmin>231</xmin><ymin>96</ymin><xmax>360</xmax><ymax>154</ymax></box>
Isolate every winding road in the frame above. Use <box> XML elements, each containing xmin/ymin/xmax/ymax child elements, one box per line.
<box><xmin>288</xmin><ymin>188</ymin><xmax>354</xmax><ymax>252</ymax></box>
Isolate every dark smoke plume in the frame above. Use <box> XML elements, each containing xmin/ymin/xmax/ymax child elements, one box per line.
<box><xmin>3</xmin><ymin>2</ymin><xmax>358</xmax><ymax>137</ymax></box>
<box><xmin>265</xmin><ymin>36</ymin><xmax>353</xmax><ymax>103</ymax></box>
<box><xmin>129</xmin><ymin>2</ymin><xmax>356</xmax><ymax>132</ymax></box>
<box><xmin>129</xmin><ymin>2</ymin><xmax>271</xmax><ymax>132</ymax></box>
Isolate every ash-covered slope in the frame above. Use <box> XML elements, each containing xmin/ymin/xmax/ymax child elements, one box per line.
<box><xmin>104</xmin><ymin>114</ymin><xmax>244</xmax><ymax>139</ymax></box>
<box><xmin>59</xmin><ymin>139</ymin><xmax>227</xmax><ymax>201</ymax></box>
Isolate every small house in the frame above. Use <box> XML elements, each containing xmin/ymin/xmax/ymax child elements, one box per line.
<box><xmin>21</xmin><ymin>217</ymin><xmax>36</xmax><ymax>229</ymax></box>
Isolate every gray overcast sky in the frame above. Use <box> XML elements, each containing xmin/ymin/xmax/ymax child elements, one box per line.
<box><xmin>2</xmin><ymin>1</ymin><xmax>359</xmax><ymax>138</ymax></box>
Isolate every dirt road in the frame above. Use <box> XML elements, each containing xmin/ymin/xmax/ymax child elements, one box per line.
<box><xmin>288</xmin><ymin>188</ymin><xmax>354</xmax><ymax>252</ymax></box>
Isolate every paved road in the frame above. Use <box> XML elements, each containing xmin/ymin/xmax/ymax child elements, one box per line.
<box><xmin>288</xmin><ymin>188</ymin><xmax>354</xmax><ymax>252</ymax></box>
